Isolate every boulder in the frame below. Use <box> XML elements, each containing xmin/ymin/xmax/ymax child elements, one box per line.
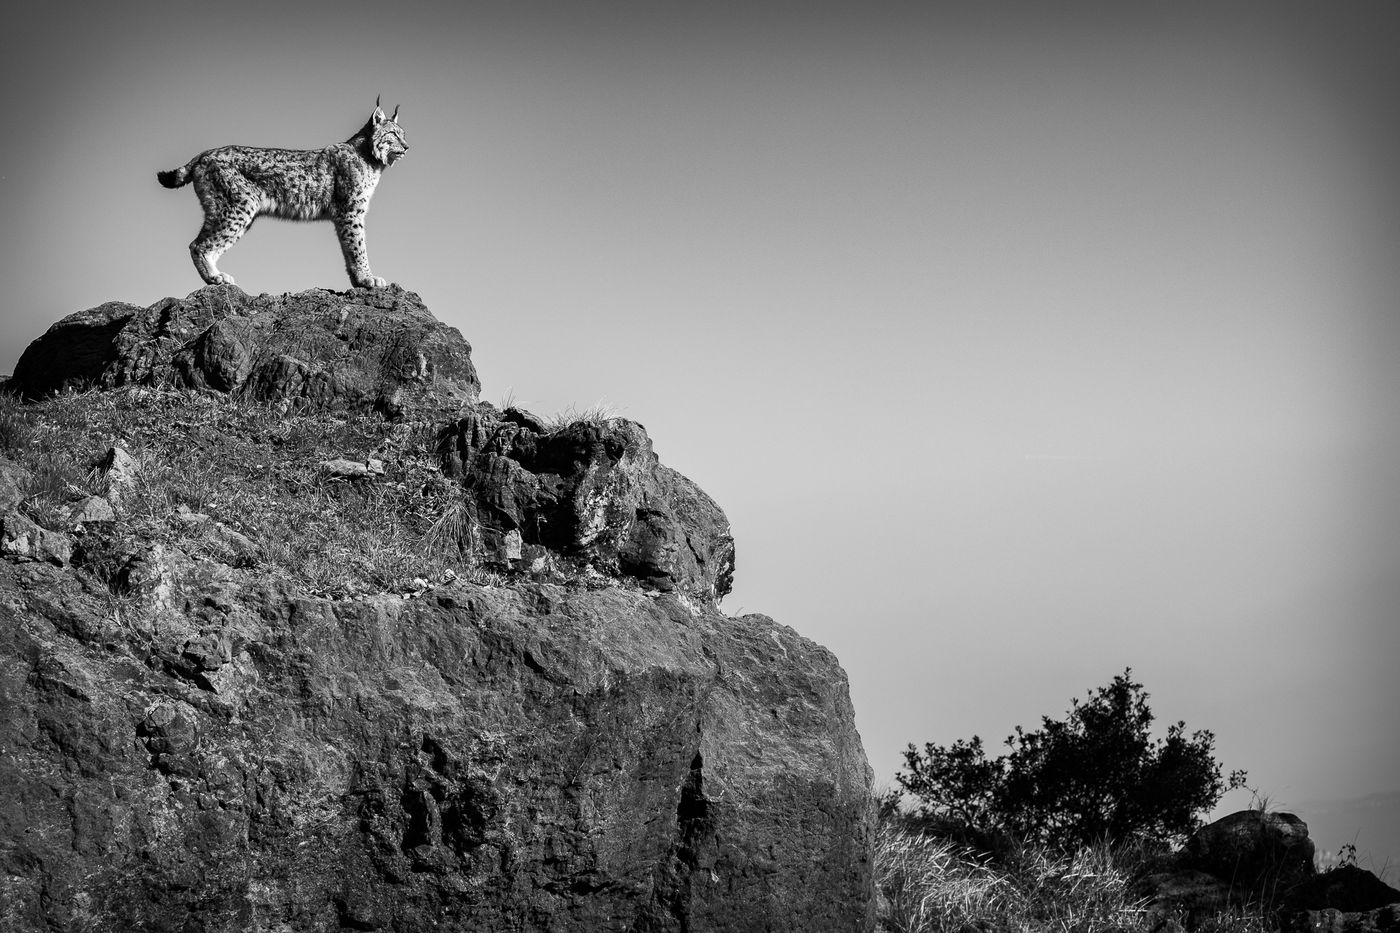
<box><xmin>441</xmin><ymin>406</ymin><xmax>736</xmax><ymax>601</ymax></box>
<box><xmin>1289</xmin><ymin>865</ymin><xmax>1400</xmax><ymax>913</ymax></box>
<box><xmin>0</xmin><ymin>511</ymin><xmax>72</xmax><ymax>565</ymax></box>
<box><xmin>101</xmin><ymin>446</ymin><xmax>142</xmax><ymax>510</ymax></box>
<box><xmin>10</xmin><ymin>284</ymin><xmax>479</xmax><ymax>416</ymax></box>
<box><xmin>1181</xmin><ymin>810</ymin><xmax>1316</xmax><ymax>896</ymax></box>
<box><xmin>319</xmin><ymin>457</ymin><xmax>382</xmax><ymax>479</ymax></box>
<box><xmin>70</xmin><ymin>495</ymin><xmax>116</xmax><ymax>526</ymax></box>
<box><xmin>6</xmin><ymin>299</ymin><xmax>143</xmax><ymax>395</ymax></box>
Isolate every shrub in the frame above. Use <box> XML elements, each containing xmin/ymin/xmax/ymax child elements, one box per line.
<box><xmin>897</xmin><ymin>669</ymin><xmax>1246</xmax><ymax>850</ymax></box>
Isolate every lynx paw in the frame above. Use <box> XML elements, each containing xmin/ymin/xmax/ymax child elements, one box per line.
<box><xmin>203</xmin><ymin>272</ymin><xmax>236</xmax><ymax>286</ymax></box>
<box><xmin>353</xmin><ymin>274</ymin><xmax>387</xmax><ymax>289</ymax></box>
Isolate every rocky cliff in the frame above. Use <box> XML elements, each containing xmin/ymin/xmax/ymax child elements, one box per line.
<box><xmin>0</xmin><ymin>286</ymin><xmax>874</xmax><ymax>932</ymax></box>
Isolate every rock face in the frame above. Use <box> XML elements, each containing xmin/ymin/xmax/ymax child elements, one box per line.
<box><xmin>441</xmin><ymin>408</ymin><xmax>735</xmax><ymax>601</ymax></box>
<box><xmin>10</xmin><ymin>284</ymin><xmax>480</xmax><ymax>416</ymax></box>
<box><xmin>0</xmin><ymin>288</ymin><xmax>874</xmax><ymax>932</ymax></box>
<box><xmin>1</xmin><ymin>563</ymin><xmax>871</xmax><ymax>932</ymax></box>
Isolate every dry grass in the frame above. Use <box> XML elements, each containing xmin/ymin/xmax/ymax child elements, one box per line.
<box><xmin>541</xmin><ymin>401</ymin><xmax>620</xmax><ymax>432</ymax></box>
<box><xmin>1</xmin><ymin>392</ymin><xmax>109</xmax><ymax>527</ymax></box>
<box><xmin>875</xmin><ymin>822</ymin><xmax>1151</xmax><ymax>933</ymax></box>
<box><xmin>0</xmin><ymin>385</ymin><xmax>490</xmax><ymax>597</ymax></box>
<box><xmin>874</xmin><ymin>821</ymin><xmax>1277</xmax><ymax>933</ymax></box>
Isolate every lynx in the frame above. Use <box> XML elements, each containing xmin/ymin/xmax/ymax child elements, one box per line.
<box><xmin>158</xmin><ymin>100</ymin><xmax>408</xmax><ymax>288</ymax></box>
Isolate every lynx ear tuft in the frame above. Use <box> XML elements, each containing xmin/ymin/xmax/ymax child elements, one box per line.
<box><xmin>390</xmin><ymin>104</ymin><xmax>400</xmax><ymax>122</ymax></box>
<box><xmin>372</xmin><ymin>95</ymin><xmax>386</xmax><ymax>124</ymax></box>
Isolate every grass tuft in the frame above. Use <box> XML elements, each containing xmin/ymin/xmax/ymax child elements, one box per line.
<box><xmin>0</xmin><ymin>394</ymin><xmax>34</xmax><ymax>453</ymax></box>
<box><xmin>542</xmin><ymin>401</ymin><xmax>620</xmax><ymax>432</ymax></box>
<box><xmin>874</xmin><ymin>819</ymin><xmax>1278</xmax><ymax>933</ymax></box>
<box><xmin>875</xmin><ymin>821</ymin><xmax>1151</xmax><ymax>932</ymax></box>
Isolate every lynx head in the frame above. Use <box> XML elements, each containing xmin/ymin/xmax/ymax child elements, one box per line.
<box><xmin>368</xmin><ymin>99</ymin><xmax>408</xmax><ymax>167</ymax></box>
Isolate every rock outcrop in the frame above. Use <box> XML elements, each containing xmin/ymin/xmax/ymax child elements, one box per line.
<box><xmin>1140</xmin><ymin>811</ymin><xmax>1400</xmax><ymax>932</ymax></box>
<box><xmin>10</xmin><ymin>284</ymin><xmax>480</xmax><ymax>417</ymax></box>
<box><xmin>1284</xmin><ymin>866</ymin><xmax>1400</xmax><ymax>933</ymax></box>
<box><xmin>1181</xmin><ymin>809</ymin><xmax>1316</xmax><ymax>893</ymax></box>
<box><xmin>441</xmin><ymin>408</ymin><xmax>735</xmax><ymax>601</ymax></box>
<box><xmin>0</xmin><ymin>286</ymin><xmax>874</xmax><ymax>932</ymax></box>
<box><xmin>1290</xmin><ymin>865</ymin><xmax>1400</xmax><ymax>914</ymax></box>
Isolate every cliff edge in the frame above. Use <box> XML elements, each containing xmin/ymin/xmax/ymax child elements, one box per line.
<box><xmin>0</xmin><ymin>286</ymin><xmax>874</xmax><ymax>932</ymax></box>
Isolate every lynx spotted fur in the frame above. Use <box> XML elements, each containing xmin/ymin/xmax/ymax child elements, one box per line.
<box><xmin>158</xmin><ymin>101</ymin><xmax>408</xmax><ymax>288</ymax></box>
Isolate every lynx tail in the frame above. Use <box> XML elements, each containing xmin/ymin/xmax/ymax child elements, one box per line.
<box><xmin>157</xmin><ymin>166</ymin><xmax>191</xmax><ymax>188</ymax></box>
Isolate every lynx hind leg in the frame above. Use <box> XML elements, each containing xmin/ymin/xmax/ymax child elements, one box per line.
<box><xmin>189</xmin><ymin>168</ymin><xmax>259</xmax><ymax>286</ymax></box>
<box><xmin>190</xmin><ymin>224</ymin><xmax>239</xmax><ymax>286</ymax></box>
<box><xmin>334</xmin><ymin>210</ymin><xmax>385</xmax><ymax>289</ymax></box>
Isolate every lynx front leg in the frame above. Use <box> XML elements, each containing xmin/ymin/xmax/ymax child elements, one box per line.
<box><xmin>334</xmin><ymin>209</ymin><xmax>386</xmax><ymax>289</ymax></box>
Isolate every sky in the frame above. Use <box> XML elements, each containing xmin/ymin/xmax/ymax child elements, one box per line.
<box><xmin>3</xmin><ymin>1</ymin><xmax>1398</xmax><ymax>870</ymax></box>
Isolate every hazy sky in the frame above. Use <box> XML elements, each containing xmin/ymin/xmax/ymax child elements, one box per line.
<box><xmin>3</xmin><ymin>1</ymin><xmax>1398</xmax><ymax>866</ymax></box>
